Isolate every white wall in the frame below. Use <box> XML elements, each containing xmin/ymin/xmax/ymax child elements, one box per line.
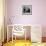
<box><xmin>7</xmin><ymin>0</ymin><xmax>46</xmax><ymax>37</ymax></box>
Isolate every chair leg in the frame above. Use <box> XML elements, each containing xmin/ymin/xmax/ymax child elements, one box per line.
<box><xmin>25</xmin><ymin>30</ymin><xmax>26</xmax><ymax>43</ymax></box>
<box><xmin>12</xmin><ymin>31</ymin><xmax>13</xmax><ymax>43</ymax></box>
<box><xmin>15</xmin><ymin>36</ymin><xmax>16</xmax><ymax>43</ymax></box>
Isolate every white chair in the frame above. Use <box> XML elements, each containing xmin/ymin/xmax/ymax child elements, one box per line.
<box><xmin>12</xmin><ymin>25</ymin><xmax>25</xmax><ymax>43</ymax></box>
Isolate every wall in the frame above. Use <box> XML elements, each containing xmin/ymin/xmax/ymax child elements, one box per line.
<box><xmin>6</xmin><ymin>0</ymin><xmax>46</xmax><ymax>37</ymax></box>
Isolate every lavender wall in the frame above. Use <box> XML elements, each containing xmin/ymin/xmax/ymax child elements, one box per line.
<box><xmin>6</xmin><ymin>0</ymin><xmax>46</xmax><ymax>37</ymax></box>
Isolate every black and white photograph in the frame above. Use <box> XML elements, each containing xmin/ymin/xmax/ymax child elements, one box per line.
<box><xmin>22</xmin><ymin>5</ymin><xmax>32</xmax><ymax>15</ymax></box>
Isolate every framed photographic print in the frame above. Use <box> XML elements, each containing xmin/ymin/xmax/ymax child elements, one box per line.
<box><xmin>22</xmin><ymin>5</ymin><xmax>32</xmax><ymax>15</ymax></box>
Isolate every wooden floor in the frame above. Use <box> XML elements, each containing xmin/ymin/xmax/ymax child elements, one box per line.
<box><xmin>3</xmin><ymin>40</ymin><xmax>46</xmax><ymax>46</ymax></box>
<box><xmin>3</xmin><ymin>40</ymin><xmax>31</xmax><ymax>46</ymax></box>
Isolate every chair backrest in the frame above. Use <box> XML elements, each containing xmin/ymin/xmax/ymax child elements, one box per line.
<box><xmin>12</xmin><ymin>25</ymin><xmax>25</xmax><ymax>36</ymax></box>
